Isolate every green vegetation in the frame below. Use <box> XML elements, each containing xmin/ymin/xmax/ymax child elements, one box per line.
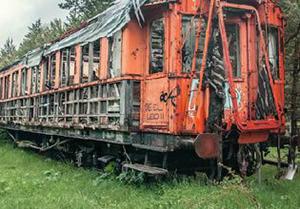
<box><xmin>0</xmin><ymin>138</ymin><xmax>299</xmax><ymax>209</ymax></box>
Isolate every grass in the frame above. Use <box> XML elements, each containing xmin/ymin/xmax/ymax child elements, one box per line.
<box><xmin>0</xmin><ymin>138</ymin><xmax>299</xmax><ymax>209</ymax></box>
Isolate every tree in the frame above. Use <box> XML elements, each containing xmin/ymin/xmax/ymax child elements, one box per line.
<box><xmin>59</xmin><ymin>0</ymin><xmax>113</xmax><ymax>28</ymax></box>
<box><xmin>17</xmin><ymin>19</ymin><xmax>47</xmax><ymax>57</ymax></box>
<box><xmin>45</xmin><ymin>18</ymin><xmax>66</xmax><ymax>42</ymax></box>
<box><xmin>0</xmin><ymin>38</ymin><xmax>17</xmax><ymax>68</ymax></box>
<box><xmin>279</xmin><ymin>0</ymin><xmax>300</xmax><ymax>136</ymax></box>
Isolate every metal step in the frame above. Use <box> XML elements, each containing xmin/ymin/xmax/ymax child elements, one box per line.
<box><xmin>98</xmin><ymin>155</ymin><xmax>115</xmax><ymax>164</ymax></box>
<box><xmin>123</xmin><ymin>163</ymin><xmax>168</xmax><ymax>176</ymax></box>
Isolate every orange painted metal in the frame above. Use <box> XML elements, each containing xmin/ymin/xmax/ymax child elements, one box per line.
<box><xmin>121</xmin><ymin>20</ymin><xmax>146</xmax><ymax>76</ymax></box>
<box><xmin>194</xmin><ymin>133</ymin><xmax>220</xmax><ymax>159</ymax></box>
<box><xmin>74</xmin><ymin>45</ymin><xmax>82</xmax><ymax>84</ymax></box>
<box><xmin>39</xmin><ymin>63</ymin><xmax>45</xmax><ymax>92</ymax></box>
<box><xmin>239</xmin><ymin>131</ymin><xmax>269</xmax><ymax>144</ymax></box>
<box><xmin>55</xmin><ymin>51</ymin><xmax>61</xmax><ymax>89</ymax></box>
<box><xmin>99</xmin><ymin>38</ymin><xmax>109</xmax><ymax>80</ymax></box>
<box><xmin>0</xmin><ymin>0</ymin><xmax>286</xmax><ymax>145</ymax></box>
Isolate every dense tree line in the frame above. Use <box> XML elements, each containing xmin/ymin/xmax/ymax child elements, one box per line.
<box><xmin>279</xmin><ymin>0</ymin><xmax>300</xmax><ymax>135</ymax></box>
<box><xmin>0</xmin><ymin>0</ymin><xmax>298</xmax><ymax>132</ymax></box>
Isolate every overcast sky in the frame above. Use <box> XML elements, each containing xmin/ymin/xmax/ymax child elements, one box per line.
<box><xmin>0</xmin><ymin>0</ymin><xmax>68</xmax><ymax>48</ymax></box>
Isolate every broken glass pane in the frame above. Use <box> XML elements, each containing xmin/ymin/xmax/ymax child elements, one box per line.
<box><xmin>181</xmin><ymin>16</ymin><xmax>206</xmax><ymax>73</ymax></box>
<box><xmin>150</xmin><ymin>18</ymin><xmax>164</xmax><ymax>74</ymax></box>
<box><xmin>267</xmin><ymin>27</ymin><xmax>279</xmax><ymax>80</ymax></box>
<box><xmin>21</xmin><ymin>68</ymin><xmax>28</xmax><ymax>96</ymax></box>
<box><xmin>226</xmin><ymin>24</ymin><xmax>241</xmax><ymax>78</ymax></box>
<box><xmin>50</xmin><ymin>54</ymin><xmax>56</xmax><ymax>88</ymax></box>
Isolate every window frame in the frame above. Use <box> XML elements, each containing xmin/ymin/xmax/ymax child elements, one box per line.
<box><xmin>225</xmin><ymin>23</ymin><xmax>242</xmax><ymax>78</ymax></box>
<box><xmin>266</xmin><ymin>26</ymin><xmax>280</xmax><ymax>81</ymax></box>
<box><xmin>149</xmin><ymin>16</ymin><xmax>165</xmax><ymax>75</ymax></box>
<box><xmin>181</xmin><ymin>14</ymin><xmax>206</xmax><ymax>74</ymax></box>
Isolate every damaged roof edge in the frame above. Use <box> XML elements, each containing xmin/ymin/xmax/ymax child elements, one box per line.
<box><xmin>0</xmin><ymin>46</ymin><xmax>45</xmax><ymax>73</ymax></box>
<box><xmin>44</xmin><ymin>0</ymin><xmax>148</xmax><ymax>55</ymax></box>
<box><xmin>0</xmin><ymin>0</ymin><xmax>151</xmax><ymax>73</ymax></box>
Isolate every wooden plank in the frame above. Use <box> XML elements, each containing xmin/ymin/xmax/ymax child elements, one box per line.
<box><xmin>123</xmin><ymin>163</ymin><xmax>168</xmax><ymax>175</ymax></box>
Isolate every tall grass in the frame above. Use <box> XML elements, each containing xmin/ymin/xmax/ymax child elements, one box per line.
<box><xmin>0</xmin><ymin>138</ymin><xmax>299</xmax><ymax>209</ymax></box>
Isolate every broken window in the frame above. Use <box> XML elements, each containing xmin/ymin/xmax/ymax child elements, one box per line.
<box><xmin>81</xmin><ymin>44</ymin><xmax>89</xmax><ymax>83</ymax></box>
<box><xmin>50</xmin><ymin>54</ymin><xmax>56</xmax><ymax>88</ymax></box>
<box><xmin>11</xmin><ymin>74</ymin><xmax>15</xmax><ymax>97</ymax></box>
<box><xmin>61</xmin><ymin>48</ymin><xmax>70</xmax><ymax>86</ymax></box>
<box><xmin>0</xmin><ymin>78</ymin><xmax>3</xmax><ymax>99</ymax></box>
<box><xmin>267</xmin><ymin>27</ymin><xmax>280</xmax><ymax>80</ymax></box>
<box><xmin>226</xmin><ymin>24</ymin><xmax>241</xmax><ymax>78</ymax></box>
<box><xmin>60</xmin><ymin>46</ymin><xmax>76</xmax><ymax>86</ymax></box>
<box><xmin>69</xmin><ymin>46</ymin><xmax>76</xmax><ymax>85</ymax></box>
<box><xmin>92</xmin><ymin>39</ymin><xmax>100</xmax><ymax>81</ymax></box>
<box><xmin>4</xmin><ymin>76</ymin><xmax>9</xmax><ymax>99</ymax></box>
<box><xmin>44</xmin><ymin>58</ymin><xmax>50</xmax><ymax>89</ymax></box>
<box><xmin>21</xmin><ymin>68</ymin><xmax>28</xmax><ymax>96</ymax></box>
<box><xmin>11</xmin><ymin>72</ymin><xmax>19</xmax><ymax>97</ymax></box>
<box><xmin>108</xmin><ymin>32</ymin><xmax>122</xmax><ymax>78</ymax></box>
<box><xmin>15</xmin><ymin>72</ymin><xmax>19</xmax><ymax>96</ymax></box>
<box><xmin>36</xmin><ymin>66</ymin><xmax>41</xmax><ymax>93</ymax></box>
<box><xmin>181</xmin><ymin>15</ymin><xmax>206</xmax><ymax>73</ymax></box>
<box><xmin>150</xmin><ymin>18</ymin><xmax>164</xmax><ymax>74</ymax></box>
<box><xmin>81</xmin><ymin>40</ymin><xmax>101</xmax><ymax>82</ymax></box>
<box><xmin>31</xmin><ymin>67</ymin><xmax>37</xmax><ymax>94</ymax></box>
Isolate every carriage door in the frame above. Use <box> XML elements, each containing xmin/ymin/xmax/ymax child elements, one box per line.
<box><xmin>141</xmin><ymin>16</ymin><xmax>169</xmax><ymax>130</ymax></box>
<box><xmin>223</xmin><ymin>18</ymin><xmax>249</xmax><ymax>122</ymax></box>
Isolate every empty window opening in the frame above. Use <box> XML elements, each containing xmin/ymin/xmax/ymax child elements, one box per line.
<box><xmin>61</xmin><ymin>48</ymin><xmax>70</xmax><ymax>86</ymax></box>
<box><xmin>92</xmin><ymin>39</ymin><xmax>100</xmax><ymax>81</ymax></box>
<box><xmin>21</xmin><ymin>68</ymin><xmax>28</xmax><ymax>96</ymax></box>
<box><xmin>226</xmin><ymin>24</ymin><xmax>241</xmax><ymax>78</ymax></box>
<box><xmin>81</xmin><ymin>44</ymin><xmax>89</xmax><ymax>83</ymax></box>
<box><xmin>36</xmin><ymin>66</ymin><xmax>41</xmax><ymax>93</ymax></box>
<box><xmin>150</xmin><ymin>18</ymin><xmax>165</xmax><ymax>74</ymax></box>
<box><xmin>30</xmin><ymin>66</ymin><xmax>40</xmax><ymax>94</ymax></box>
<box><xmin>4</xmin><ymin>76</ymin><xmax>10</xmax><ymax>99</ymax></box>
<box><xmin>49</xmin><ymin>54</ymin><xmax>56</xmax><ymax>88</ymax></box>
<box><xmin>60</xmin><ymin>46</ymin><xmax>76</xmax><ymax>86</ymax></box>
<box><xmin>11</xmin><ymin>72</ymin><xmax>19</xmax><ymax>97</ymax></box>
<box><xmin>69</xmin><ymin>47</ymin><xmax>76</xmax><ymax>85</ymax></box>
<box><xmin>267</xmin><ymin>27</ymin><xmax>280</xmax><ymax>80</ymax></box>
<box><xmin>81</xmin><ymin>40</ymin><xmax>101</xmax><ymax>83</ymax></box>
<box><xmin>44</xmin><ymin>58</ymin><xmax>50</xmax><ymax>89</ymax></box>
<box><xmin>181</xmin><ymin>15</ymin><xmax>206</xmax><ymax>73</ymax></box>
<box><xmin>0</xmin><ymin>78</ymin><xmax>3</xmax><ymax>99</ymax></box>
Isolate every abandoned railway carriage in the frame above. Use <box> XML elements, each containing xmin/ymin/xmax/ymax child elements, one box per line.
<box><xmin>0</xmin><ymin>0</ymin><xmax>291</xmax><ymax>177</ymax></box>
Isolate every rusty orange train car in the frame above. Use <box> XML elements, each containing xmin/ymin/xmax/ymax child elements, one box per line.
<box><xmin>0</xmin><ymin>0</ymin><xmax>294</xmax><ymax>178</ymax></box>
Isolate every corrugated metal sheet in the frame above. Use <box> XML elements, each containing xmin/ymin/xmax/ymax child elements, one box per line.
<box><xmin>23</xmin><ymin>47</ymin><xmax>44</xmax><ymax>68</ymax></box>
<box><xmin>44</xmin><ymin>0</ymin><xmax>148</xmax><ymax>55</ymax></box>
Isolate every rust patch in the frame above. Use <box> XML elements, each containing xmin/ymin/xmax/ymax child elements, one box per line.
<box><xmin>194</xmin><ymin>133</ymin><xmax>220</xmax><ymax>159</ymax></box>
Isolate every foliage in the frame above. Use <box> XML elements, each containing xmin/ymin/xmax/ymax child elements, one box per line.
<box><xmin>279</xmin><ymin>0</ymin><xmax>300</xmax><ymax>131</ymax></box>
<box><xmin>0</xmin><ymin>38</ymin><xmax>17</xmax><ymax>68</ymax></box>
<box><xmin>17</xmin><ymin>19</ymin><xmax>66</xmax><ymax>59</ymax></box>
<box><xmin>59</xmin><ymin>0</ymin><xmax>114</xmax><ymax>28</ymax></box>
